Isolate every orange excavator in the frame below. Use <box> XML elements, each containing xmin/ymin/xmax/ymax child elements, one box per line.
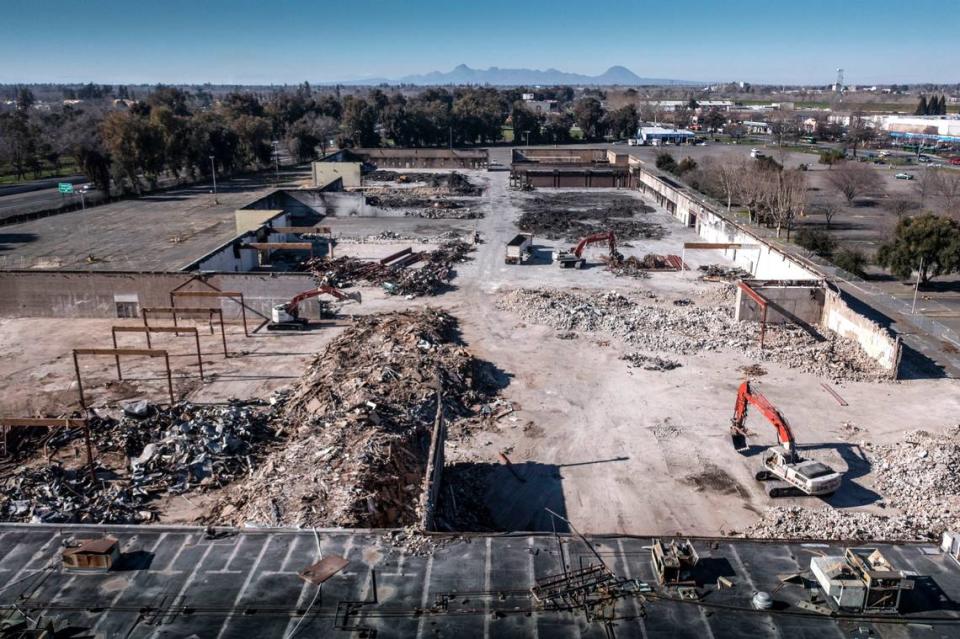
<box><xmin>730</xmin><ymin>381</ymin><xmax>842</xmax><ymax>498</ymax></box>
<box><xmin>268</xmin><ymin>285</ymin><xmax>361</xmax><ymax>331</ymax></box>
<box><xmin>554</xmin><ymin>231</ymin><xmax>621</xmax><ymax>269</ymax></box>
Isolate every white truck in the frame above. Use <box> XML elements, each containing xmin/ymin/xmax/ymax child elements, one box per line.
<box><xmin>505</xmin><ymin>233</ymin><xmax>533</xmax><ymax>264</ymax></box>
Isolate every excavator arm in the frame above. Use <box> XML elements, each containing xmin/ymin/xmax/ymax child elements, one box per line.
<box><xmin>572</xmin><ymin>232</ymin><xmax>617</xmax><ymax>258</ymax></box>
<box><xmin>729</xmin><ymin>381</ymin><xmax>796</xmax><ymax>454</ymax></box>
<box><xmin>285</xmin><ymin>285</ymin><xmax>361</xmax><ymax>317</ymax></box>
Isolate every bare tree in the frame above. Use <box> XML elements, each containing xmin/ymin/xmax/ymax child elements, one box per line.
<box><xmin>811</xmin><ymin>201</ymin><xmax>840</xmax><ymax>228</ymax></box>
<box><xmin>770</xmin><ymin>168</ymin><xmax>807</xmax><ymax>238</ymax></box>
<box><xmin>825</xmin><ymin>161</ymin><xmax>883</xmax><ymax>203</ymax></box>
<box><xmin>931</xmin><ymin>169</ymin><xmax>960</xmax><ymax>218</ymax></box>
<box><xmin>883</xmin><ymin>197</ymin><xmax>921</xmax><ymax>221</ymax></box>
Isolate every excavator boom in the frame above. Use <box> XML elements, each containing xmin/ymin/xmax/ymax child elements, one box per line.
<box><xmin>729</xmin><ymin>381</ymin><xmax>796</xmax><ymax>453</ymax></box>
<box><xmin>572</xmin><ymin>232</ymin><xmax>617</xmax><ymax>258</ymax></box>
<box><xmin>285</xmin><ymin>285</ymin><xmax>361</xmax><ymax>316</ymax></box>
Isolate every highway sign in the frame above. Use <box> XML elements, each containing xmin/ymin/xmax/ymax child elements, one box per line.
<box><xmin>58</xmin><ymin>182</ymin><xmax>73</xmax><ymax>194</ymax></box>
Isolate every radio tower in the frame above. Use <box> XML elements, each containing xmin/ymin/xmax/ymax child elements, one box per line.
<box><xmin>834</xmin><ymin>68</ymin><xmax>844</xmax><ymax>93</ymax></box>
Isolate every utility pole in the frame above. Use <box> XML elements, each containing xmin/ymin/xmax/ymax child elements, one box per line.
<box><xmin>448</xmin><ymin>126</ymin><xmax>453</xmax><ymax>149</ymax></box>
<box><xmin>209</xmin><ymin>155</ymin><xmax>218</xmax><ymax>205</ymax></box>
<box><xmin>272</xmin><ymin>140</ymin><xmax>280</xmax><ymax>183</ymax></box>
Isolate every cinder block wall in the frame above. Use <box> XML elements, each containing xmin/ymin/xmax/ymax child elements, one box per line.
<box><xmin>735</xmin><ymin>283</ymin><xmax>825</xmax><ymax>326</ymax></box>
<box><xmin>822</xmin><ymin>290</ymin><xmax>901</xmax><ymax>374</ymax></box>
<box><xmin>0</xmin><ymin>271</ymin><xmax>320</xmax><ymax>321</ymax></box>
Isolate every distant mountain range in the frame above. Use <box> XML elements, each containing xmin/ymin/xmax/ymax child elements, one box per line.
<box><xmin>328</xmin><ymin>64</ymin><xmax>700</xmax><ymax>86</ymax></box>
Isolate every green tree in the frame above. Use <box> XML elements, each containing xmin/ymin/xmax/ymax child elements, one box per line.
<box><xmin>655</xmin><ymin>151</ymin><xmax>677</xmax><ymax>173</ymax></box>
<box><xmin>603</xmin><ymin>104</ymin><xmax>639</xmax><ymax>140</ymax></box>
<box><xmin>833</xmin><ymin>248</ymin><xmax>868</xmax><ymax>277</ymax></box>
<box><xmin>510</xmin><ymin>102</ymin><xmax>543</xmax><ymax>145</ymax></box>
<box><xmin>915</xmin><ymin>95</ymin><xmax>928</xmax><ymax>116</ymax></box>
<box><xmin>61</xmin><ymin>111</ymin><xmax>112</xmax><ymax>193</ymax></box>
<box><xmin>339</xmin><ymin>96</ymin><xmax>380</xmax><ymax>147</ymax></box>
<box><xmin>573</xmin><ymin>97</ymin><xmax>605</xmax><ymax>140</ymax></box>
<box><xmin>701</xmin><ymin>108</ymin><xmax>726</xmax><ymax>132</ymax></box>
<box><xmin>877</xmin><ymin>214</ymin><xmax>960</xmax><ymax>283</ymax></box>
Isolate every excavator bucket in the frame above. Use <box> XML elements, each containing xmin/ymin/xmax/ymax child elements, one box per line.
<box><xmin>730</xmin><ymin>427</ymin><xmax>748</xmax><ymax>452</ymax></box>
<box><xmin>346</xmin><ymin>291</ymin><xmax>362</xmax><ymax>304</ymax></box>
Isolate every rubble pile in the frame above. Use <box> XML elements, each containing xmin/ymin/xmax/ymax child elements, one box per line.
<box><xmin>698</xmin><ymin>264</ymin><xmax>751</xmax><ymax>281</ymax></box>
<box><xmin>516</xmin><ymin>192</ymin><xmax>663</xmax><ymax>241</ymax></box>
<box><xmin>1</xmin><ymin>465</ymin><xmax>147</xmax><ymax>524</ymax></box>
<box><xmin>497</xmin><ymin>288</ymin><xmax>888</xmax><ymax>382</ymax></box>
<box><xmin>750</xmin><ymin>429</ymin><xmax>960</xmax><ymax>540</ymax></box>
<box><xmin>212</xmin><ymin>309</ymin><xmax>499</xmax><ymax>529</ymax></box>
<box><xmin>308</xmin><ymin>240</ymin><xmax>474</xmax><ymax>296</ymax></box>
<box><xmin>605</xmin><ymin>256</ymin><xmax>651</xmax><ymax>279</ymax></box>
<box><xmin>102</xmin><ymin>402</ymin><xmax>275</xmax><ymax>495</ymax></box>
<box><xmin>620</xmin><ymin>352</ymin><xmax>681</xmax><ymax>371</ymax></box>
<box><xmin>0</xmin><ymin>402</ymin><xmax>275</xmax><ymax>524</ymax></box>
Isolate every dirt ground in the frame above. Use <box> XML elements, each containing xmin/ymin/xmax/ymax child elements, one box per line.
<box><xmin>2</xmin><ymin>162</ymin><xmax>959</xmax><ymax>536</ymax></box>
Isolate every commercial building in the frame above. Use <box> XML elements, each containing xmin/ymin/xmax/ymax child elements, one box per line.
<box><xmin>636</xmin><ymin>126</ymin><xmax>696</xmax><ymax>145</ymax></box>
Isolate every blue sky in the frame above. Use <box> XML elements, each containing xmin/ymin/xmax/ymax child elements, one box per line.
<box><xmin>0</xmin><ymin>0</ymin><xmax>955</xmax><ymax>85</ymax></box>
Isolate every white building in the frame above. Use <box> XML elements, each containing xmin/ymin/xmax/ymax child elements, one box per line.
<box><xmin>636</xmin><ymin>126</ymin><xmax>696</xmax><ymax>145</ymax></box>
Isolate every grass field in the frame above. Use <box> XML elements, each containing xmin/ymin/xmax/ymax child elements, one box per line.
<box><xmin>0</xmin><ymin>159</ymin><xmax>80</xmax><ymax>185</ymax></box>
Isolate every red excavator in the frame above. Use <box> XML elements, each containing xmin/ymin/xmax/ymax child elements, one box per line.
<box><xmin>730</xmin><ymin>381</ymin><xmax>842</xmax><ymax>498</ymax></box>
<box><xmin>268</xmin><ymin>285</ymin><xmax>361</xmax><ymax>331</ymax></box>
<box><xmin>554</xmin><ymin>231</ymin><xmax>620</xmax><ymax>269</ymax></box>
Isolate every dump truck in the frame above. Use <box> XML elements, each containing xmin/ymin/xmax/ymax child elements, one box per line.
<box><xmin>505</xmin><ymin>233</ymin><xmax>533</xmax><ymax>264</ymax></box>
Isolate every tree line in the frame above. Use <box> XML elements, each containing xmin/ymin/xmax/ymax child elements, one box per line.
<box><xmin>915</xmin><ymin>95</ymin><xmax>948</xmax><ymax>116</ymax></box>
<box><xmin>0</xmin><ymin>84</ymin><xmax>638</xmax><ymax>192</ymax></box>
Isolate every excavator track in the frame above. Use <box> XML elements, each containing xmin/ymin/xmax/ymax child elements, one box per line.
<box><xmin>765</xmin><ymin>481</ymin><xmax>805</xmax><ymax>498</ymax></box>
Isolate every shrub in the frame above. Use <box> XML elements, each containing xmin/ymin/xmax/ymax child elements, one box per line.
<box><xmin>795</xmin><ymin>228</ymin><xmax>837</xmax><ymax>256</ymax></box>
<box><xmin>833</xmin><ymin>248</ymin><xmax>868</xmax><ymax>277</ymax></box>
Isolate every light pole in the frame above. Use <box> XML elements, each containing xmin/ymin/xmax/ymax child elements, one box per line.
<box><xmin>209</xmin><ymin>155</ymin><xmax>218</xmax><ymax>204</ymax></box>
<box><xmin>911</xmin><ymin>256</ymin><xmax>925</xmax><ymax>314</ymax></box>
<box><xmin>523</xmin><ymin>130</ymin><xmax>530</xmax><ymax>147</ymax></box>
<box><xmin>272</xmin><ymin>140</ymin><xmax>280</xmax><ymax>183</ymax></box>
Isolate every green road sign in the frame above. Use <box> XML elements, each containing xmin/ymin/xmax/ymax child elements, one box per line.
<box><xmin>58</xmin><ymin>182</ymin><xmax>73</xmax><ymax>194</ymax></box>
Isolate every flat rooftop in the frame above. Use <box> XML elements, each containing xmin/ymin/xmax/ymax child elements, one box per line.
<box><xmin>0</xmin><ymin>170</ymin><xmax>308</xmax><ymax>272</ymax></box>
<box><xmin>2</xmin><ymin>524</ymin><xmax>957</xmax><ymax>638</ymax></box>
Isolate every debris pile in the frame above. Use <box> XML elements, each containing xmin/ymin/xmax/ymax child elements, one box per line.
<box><xmin>0</xmin><ymin>402</ymin><xmax>275</xmax><ymax>524</ymax></box>
<box><xmin>497</xmin><ymin>288</ymin><xmax>889</xmax><ymax>382</ymax></box>
<box><xmin>1</xmin><ymin>465</ymin><xmax>147</xmax><ymax>524</ymax></box>
<box><xmin>620</xmin><ymin>352</ymin><xmax>681</xmax><ymax>371</ymax></box>
<box><xmin>605</xmin><ymin>254</ymin><xmax>682</xmax><ymax>278</ymax></box>
<box><xmin>516</xmin><ymin>192</ymin><xmax>663</xmax><ymax>241</ymax></box>
<box><xmin>749</xmin><ymin>428</ymin><xmax>960</xmax><ymax>540</ymax></box>
<box><xmin>308</xmin><ymin>240</ymin><xmax>474</xmax><ymax>296</ymax></box>
<box><xmin>605</xmin><ymin>256</ymin><xmax>651</xmax><ymax>279</ymax></box>
<box><xmin>698</xmin><ymin>264</ymin><xmax>750</xmax><ymax>281</ymax></box>
<box><xmin>107</xmin><ymin>402</ymin><xmax>274</xmax><ymax>496</ymax></box>
<box><xmin>211</xmin><ymin>309</ymin><xmax>500</xmax><ymax>529</ymax></box>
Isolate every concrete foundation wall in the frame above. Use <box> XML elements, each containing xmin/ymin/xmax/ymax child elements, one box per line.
<box><xmin>0</xmin><ymin>271</ymin><xmax>321</xmax><ymax>321</ymax></box>
<box><xmin>353</xmin><ymin>148</ymin><xmax>488</xmax><ymax>169</ymax></box>
<box><xmin>735</xmin><ymin>282</ymin><xmax>824</xmax><ymax>325</ymax></box>
<box><xmin>636</xmin><ymin>168</ymin><xmax>818</xmax><ymax>280</ymax></box>
<box><xmin>311</xmin><ymin>162</ymin><xmax>362</xmax><ymax>188</ymax></box>
<box><xmin>822</xmin><ymin>289</ymin><xmax>901</xmax><ymax>374</ymax></box>
<box><xmin>634</xmin><ymin>165</ymin><xmax>900</xmax><ymax>375</ymax></box>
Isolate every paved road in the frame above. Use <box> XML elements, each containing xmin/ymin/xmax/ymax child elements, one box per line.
<box><xmin>0</xmin><ymin>185</ymin><xmax>105</xmax><ymax>222</ymax></box>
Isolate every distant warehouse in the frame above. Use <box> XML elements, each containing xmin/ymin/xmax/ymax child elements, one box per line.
<box><xmin>632</xmin><ymin>126</ymin><xmax>696</xmax><ymax>146</ymax></box>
